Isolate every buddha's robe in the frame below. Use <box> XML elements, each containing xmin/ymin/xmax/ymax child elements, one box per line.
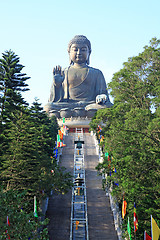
<box><xmin>49</xmin><ymin>66</ymin><xmax>110</xmax><ymax>104</ymax></box>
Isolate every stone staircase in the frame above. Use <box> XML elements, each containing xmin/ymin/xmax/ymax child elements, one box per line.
<box><xmin>46</xmin><ymin>133</ymin><xmax>118</xmax><ymax>240</ymax></box>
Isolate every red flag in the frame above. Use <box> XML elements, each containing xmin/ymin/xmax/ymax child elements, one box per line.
<box><xmin>122</xmin><ymin>198</ymin><xmax>127</xmax><ymax>219</ymax></box>
<box><xmin>97</xmin><ymin>125</ymin><xmax>102</xmax><ymax>132</ymax></box>
<box><xmin>7</xmin><ymin>216</ymin><xmax>10</xmax><ymax>226</ymax></box>
<box><xmin>108</xmin><ymin>155</ymin><xmax>111</xmax><ymax>167</ymax></box>
<box><xmin>134</xmin><ymin>203</ymin><xmax>138</xmax><ymax>232</ymax></box>
<box><xmin>6</xmin><ymin>216</ymin><xmax>10</xmax><ymax>239</ymax></box>
<box><xmin>58</xmin><ymin>130</ymin><xmax>63</xmax><ymax>140</ymax></box>
<box><xmin>144</xmin><ymin>230</ymin><xmax>152</xmax><ymax>240</ymax></box>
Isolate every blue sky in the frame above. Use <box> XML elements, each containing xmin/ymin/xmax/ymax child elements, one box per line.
<box><xmin>1</xmin><ymin>0</ymin><xmax>160</xmax><ymax>106</ymax></box>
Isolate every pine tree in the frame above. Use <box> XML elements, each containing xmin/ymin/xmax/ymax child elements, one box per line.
<box><xmin>0</xmin><ymin>51</ymin><xmax>73</xmax><ymax>237</ymax></box>
<box><xmin>0</xmin><ymin>50</ymin><xmax>30</xmax><ymax>159</ymax></box>
<box><xmin>0</xmin><ymin>50</ymin><xmax>30</xmax><ymax>125</ymax></box>
<box><xmin>29</xmin><ymin>99</ymin><xmax>72</xmax><ymax>195</ymax></box>
<box><xmin>30</xmin><ymin>98</ymin><xmax>58</xmax><ymax>158</ymax></box>
<box><xmin>0</xmin><ymin>101</ymin><xmax>72</xmax><ymax>206</ymax></box>
<box><xmin>0</xmin><ymin>107</ymin><xmax>42</xmax><ymax>199</ymax></box>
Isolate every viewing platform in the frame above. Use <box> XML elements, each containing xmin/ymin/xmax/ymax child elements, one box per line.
<box><xmin>57</xmin><ymin>117</ymin><xmax>92</xmax><ymax>131</ymax></box>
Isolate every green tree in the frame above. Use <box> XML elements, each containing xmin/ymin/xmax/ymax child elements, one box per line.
<box><xmin>0</xmin><ymin>100</ymin><xmax>72</xmax><ymax>207</ymax></box>
<box><xmin>0</xmin><ymin>50</ymin><xmax>29</xmax><ymax>125</ymax></box>
<box><xmin>0</xmin><ymin>50</ymin><xmax>30</xmax><ymax>159</ymax></box>
<box><xmin>90</xmin><ymin>37</ymin><xmax>160</xmax><ymax>239</ymax></box>
<box><xmin>1</xmin><ymin>104</ymin><xmax>72</xmax><ymax>193</ymax></box>
<box><xmin>30</xmin><ymin>98</ymin><xmax>58</xmax><ymax>158</ymax></box>
<box><xmin>0</xmin><ymin>50</ymin><xmax>73</xmax><ymax>238</ymax></box>
<box><xmin>29</xmin><ymin>99</ymin><xmax>73</xmax><ymax>193</ymax></box>
<box><xmin>0</xmin><ymin>188</ymin><xmax>49</xmax><ymax>240</ymax></box>
<box><xmin>0</xmin><ymin>107</ymin><xmax>44</xmax><ymax>200</ymax></box>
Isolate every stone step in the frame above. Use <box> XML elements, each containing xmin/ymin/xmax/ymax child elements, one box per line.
<box><xmin>46</xmin><ymin>134</ymin><xmax>74</xmax><ymax>240</ymax></box>
<box><xmin>83</xmin><ymin>134</ymin><xmax>118</xmax><ymax>240</ymax></box>
<box><xmin>46</xmin><ymin>133</ymin><xmax>118</xmax><ymax>240</ymax></box>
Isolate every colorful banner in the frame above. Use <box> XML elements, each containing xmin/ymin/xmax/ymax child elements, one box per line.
<box><xmin>122</xmin><ymin>198</ymin><xmax>127</xmax><ymax>219</ymax></box>
<box><xmin>134</xmin><ymin>202</ymin><xmax>138</xmax><ymax>232</ymax></box>
<box><xmin>151</xmin><ymin>216</ymin><xmax>160</xmax><ymax>240</ymax></box>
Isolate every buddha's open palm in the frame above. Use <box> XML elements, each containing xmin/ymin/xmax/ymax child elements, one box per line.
<box><xmin>53</xmin><ymin>65</ymin><xmax>64</xmax><ymax>87</ymax></box>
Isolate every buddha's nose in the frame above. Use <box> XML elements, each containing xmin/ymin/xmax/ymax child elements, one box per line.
<box><xmin>77</xmin><ymin>49</ymin><xmax>81</xmax><ymax>54</ymax></box>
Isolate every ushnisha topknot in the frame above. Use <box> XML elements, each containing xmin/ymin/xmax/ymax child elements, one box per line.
<box><xmin>68</xmin><ymin>35</ymin><xmax>91</xmax><ymax>54</ymax></box>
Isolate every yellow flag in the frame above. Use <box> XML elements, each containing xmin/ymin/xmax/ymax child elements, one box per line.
<box><xmin>151</xmin><ymin>216</ymin><xmax>160</xmax><ymax>240</ymax></box>
<box><xmin>122</xmin><ymin>198</ymin><xmax>127</xmax><ymax>219</ymax></box>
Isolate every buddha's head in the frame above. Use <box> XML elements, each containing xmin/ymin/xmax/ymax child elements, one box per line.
<box><xmin>68</xmin><ymin>35</ymin><xmax>91</xmax><ymax>65</ymax></box>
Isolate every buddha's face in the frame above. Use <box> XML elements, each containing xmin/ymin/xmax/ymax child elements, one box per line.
<box><xmin>69</xmin><ymin>43</ymin><xmax>90</xmax><ymax>65</ymax></box>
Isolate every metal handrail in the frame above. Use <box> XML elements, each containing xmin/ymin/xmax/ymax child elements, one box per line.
<box><xmin>70</xmin><ymin>128</ymin><xmax>89</xmax><ymax>240</ymax></box>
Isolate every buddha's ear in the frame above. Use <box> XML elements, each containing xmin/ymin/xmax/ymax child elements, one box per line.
<box><xmin>86</xmin><ymin>54</ymin><xmax>90</xmax><ymax>65</ymax></box>
<box><xmin>69</xmin><ymin>56</ymin><xmax>73</xmax><ymax>65</ymax></box>
<box><xmin>69</xmin><ymin>59</ymin><xmax>73</xmax><ymax>65</ymax></box>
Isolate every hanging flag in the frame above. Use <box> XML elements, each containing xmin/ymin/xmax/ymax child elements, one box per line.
<box><xmin>134</xmin><ymin>202</ymin><xmax>138</xmax><ymax>232</ymax></box>
<box><xmin>58</xmin><ymin>130</ymin><xmax>62</xmax><ymax>140</ymax></box>
<box><xmin>34</xmin><ymin>196</ymin><xmax>38</xmax><ymax>218</ymax></box>
<box><xmin>57</xmin><ymin>134</ymin><xmax>60</xmax><ymax>142</ymax></box>
<box><xmin>113</xmin><ymin>167</ymin><xmax>119</xmax><ymax>186</ymax></box>
<box><xmin>127</xmin><ymin>217</ymin><xmax>132</xmax><ymax>240</ymax></box>
<box><xmin>63</xmin><ymin>117</ymin><xmax>65</xmax><ymax>123</ymax></box>
<box><xmin>151</xmin><ymin>215</ymin><xmax>160</xmax><ymax>240</ymax></box>
<box><xmin>105</xmin><ymin>152</ymin><xmax>109</xmax><ymax>157</ymax></box>
<box><xmin>122</xmin><ymin>198</ymin><xmax>127</xmax><ymax>219</ymax></box>
<box><xmin>108</xmin><ymin>155</ymin><xmax>111</xmax><ymax>168</ymax></box>
<box><xmin>60</xmin><ymin>132</ymin><xmax>63</xmax><ymax>141</ymax></box>
<box><xmin>97</xmin><ymin>125</ymin><xmax>102</xmax><ymax>132</ymax></box>
<box><xmin>7</xmin><ymin>216</ymin><xmax>10</xmax><ymax>226</ymax></box>
<box><xmin>56</xmin><ymin>148</ymin><xmax>58</xmax><ymax>158</ymax></box>
<box><xmin>114</xmin><ymin>182</ymin><xmax>119</xmax><ymax>186</ymax></box>
<box><xmin>54</xmin><ymin>148</ymin><xmax>58</xmax><ymax>158</ymax></box>
<box><xmin>144</xmin><ymin>230</ymin><xmax>152</xmax><ymax>240</ymax></box>
<box><xmin>6</xmin><ymin>216</ymin><xmax>10</xmax><ymax>239</ymax></box>
<box><xmin>100</xmin><ymin>135</ymin><xmax>104</xmax><ymax>143</ymax></box>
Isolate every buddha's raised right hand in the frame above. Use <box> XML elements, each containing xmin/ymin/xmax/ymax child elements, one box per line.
<box><xmin>53</xmin><ymin>65</ymin><xmax>64</xmax><ymax>87</ymax></box>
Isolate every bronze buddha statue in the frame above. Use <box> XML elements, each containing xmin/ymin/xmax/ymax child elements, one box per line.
<box><xmin>44</xmin><ymin>35</ymin><xmax>112</xmax><ymax>118</ymax></box>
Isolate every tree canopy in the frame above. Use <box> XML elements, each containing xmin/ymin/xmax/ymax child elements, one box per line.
<box><xmin>0</xmin><ymin>50</ymin><xmax>72</xmax><ymax>238</ymax></box>
<box><xmin>90</xmin><ymin>37</ymin><xmax>160</xmax><ymax>239</ymax></box>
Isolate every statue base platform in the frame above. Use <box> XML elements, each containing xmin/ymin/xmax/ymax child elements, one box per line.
<box><xmin>57</xmin><ymin>117</ymin><xmax>91</xmax><ymax>128</ymax></box>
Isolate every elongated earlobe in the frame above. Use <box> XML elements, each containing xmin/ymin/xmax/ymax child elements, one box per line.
<box><xmin>69</xmin><ymin>57</ymin><xmax>73</xmax><ymax>65</ymax></box>
<box><xmin>86</xmin><ymin>54</ymin><xmax>90</xmax><ymax>65</ymax></box>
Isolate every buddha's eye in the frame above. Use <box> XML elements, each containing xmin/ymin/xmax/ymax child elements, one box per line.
<box><xmin>72</xmin><ymin>47</ymin><xmax>78</xmax><ymax>51</ymax></box>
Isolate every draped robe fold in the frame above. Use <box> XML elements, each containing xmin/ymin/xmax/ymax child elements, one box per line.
<box><xmin>49</xmin><ymin>66</ymin><xmax>109</xmax><ymax>104</ymax></box>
